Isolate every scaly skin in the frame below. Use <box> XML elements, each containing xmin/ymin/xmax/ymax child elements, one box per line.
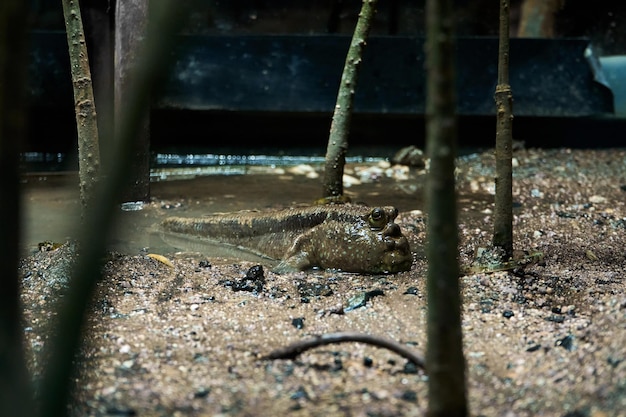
<box><xmin>161</xmin><ymin>205</ymin><xmax>413</xmax><ymax>274</ymax></box>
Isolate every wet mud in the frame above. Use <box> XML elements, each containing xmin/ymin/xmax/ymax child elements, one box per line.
<box><xmin>19</xmin><ymin>148</ymin><xmax>626</xmax><ymax>416</ymax></box>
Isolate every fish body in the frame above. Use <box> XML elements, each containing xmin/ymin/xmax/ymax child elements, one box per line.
<box><xmin>161</xmin><ymin>205</ymin><xmax>412</xmax><ymax>274</ymax></box>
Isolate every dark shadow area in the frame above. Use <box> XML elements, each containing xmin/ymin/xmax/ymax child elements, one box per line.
<box><xmin>27</xmin><ymin>107</ymin><xmax>626</xmax><ymax>157</ymax></box>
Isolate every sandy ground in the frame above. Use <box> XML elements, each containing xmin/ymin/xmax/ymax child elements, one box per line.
<box><xmin>19</xmin><ymin>147</ymin><xmax>626</xmax><ymax>416</ymax></box>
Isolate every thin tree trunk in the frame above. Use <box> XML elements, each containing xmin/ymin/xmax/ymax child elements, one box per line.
<box><xmin>0</xmin><ymin>1</ymin><xmax>34</xmax><ymax>417</ymax></box>
<box><xmin>424</xmin><ymin>0</ymin><xmax>467</xmax><ymax>415</ymax></box>
<box><xmin>493</xmin><ymin>0</ymin><xmax>514</xmax><ymax>258</ymax></box>
<box><xmin>62</xmin><ymin>0</ymin><xmax>101</xmax><ymax>213</ymax></box>
<box><xmin>322</xmin><ymin>0</ymin><xmax>377</xmax><ymax>198</ymax></box>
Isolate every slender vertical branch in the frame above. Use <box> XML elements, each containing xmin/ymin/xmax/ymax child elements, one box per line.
<box><xmin>322</xmin><ymin>0</ymin><xmax>378</xmax><ymax>198</ymax></box>
<box><xmin>493</xmin><ymin>0</ymin><xmax>514</xmax><ymax>257</ymax></box>
<box><xmin>62</xmin><ymin>0</ymin><xmax>101</xmax><ymax>213</ymax></box>
<box><xmin>424</xmin><ymin>0</ymin><xmax>467</xmax><ymax>416</ymax></box>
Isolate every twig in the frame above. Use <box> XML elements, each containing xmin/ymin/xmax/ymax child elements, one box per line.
<box><xmin>263</xmin><ymin>331</ymin><xmax>426</xmax><ymax>371</ymax></box>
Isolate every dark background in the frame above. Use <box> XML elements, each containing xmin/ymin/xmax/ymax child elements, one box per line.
<box><xmin>25</xmin><ymin>0</ymin><xmax>626</xmax><ymax>156</ymax></box>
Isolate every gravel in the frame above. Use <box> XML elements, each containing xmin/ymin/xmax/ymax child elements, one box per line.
<box><xmin>19</xmin><ymin>148</ymin><xmax>626</xmax><ymax>416</ymax></box>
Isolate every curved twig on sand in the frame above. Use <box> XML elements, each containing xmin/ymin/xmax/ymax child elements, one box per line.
<box><xmin>263</xmin><ymin>332</ymin><xmax>426</xmax><ymax>371</ymax></box>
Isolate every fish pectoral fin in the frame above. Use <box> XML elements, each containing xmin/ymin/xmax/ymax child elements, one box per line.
<box><xmin>271</xmin><ymin>252</ymin><xmax>312</xmax><ymax>274</ymax></box>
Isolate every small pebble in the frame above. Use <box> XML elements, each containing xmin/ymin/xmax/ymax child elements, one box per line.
<box><xmin>342</xmin><ymin>174</ymin><xmax>361</xmax><ymax>187</ymax></box>
<box><xmin>291</xmin><ymin>317</ymin><xmax>305</xmax><ymax>329</ymax></box>
<box><xmin>589</xmin><ymin>195</ymin><xmax>607</xmax><ymax>204</ymax></box>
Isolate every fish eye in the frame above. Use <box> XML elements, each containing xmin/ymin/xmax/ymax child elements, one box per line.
<box><xmin>368</xmin><ymin>208</ymin><xmax>387</xmax><ymax>229</ymax></box>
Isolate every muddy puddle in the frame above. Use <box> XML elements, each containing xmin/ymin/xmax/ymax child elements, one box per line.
<box><xmin>21</xmin><ymin>149</ymin><xmax>458</xmax><ymax>258</ymax></box>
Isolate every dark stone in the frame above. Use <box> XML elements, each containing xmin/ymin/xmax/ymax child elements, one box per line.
<box><xmin>220</xmin><ymin>265</ymin><xmax>266</xmax><ymax>293</ymax></box>
<box><xmin>232</xmin><ymin>279</ymin><xmax>263</xmax><ymax>293</ymax></box>
<box><xmin>556</xmin><ymin>211</ymin><xmax>577</xmax><ymax>219</ymax></box>
<box><xmin>291</xmin><ymin>317</ymin><xmax>305</xmax><ymax>329</ymax></box>
<box><xmin>332</xmin><ymin>357</ymin><xmax>343</xmax><ymax>372</ymax></box>
<box><xmin>607</xmin><ymin>356</ymin><xmax>622</xmax><ymax>368</ymax></box>
<box><xmin>556</xmin><ymin>335</ymin><xmax>575</xmax><ymax>351</ymax></box>
<box><xmin>296</xmin><ymin>281</ymin><xmax>333</xmax><ymax>299</ymax></box>
<box><xmin>290</xmin><ymin>386</ymin><xmax>309</xmax><ymax>401</ymax></box>
<box><xmin>502</xmin><ymin>309</ymin><xmax>514</xmax><ymax>318</ymax></box>
<box><xmin>403</xmin><ymin>361</ymin><xmax>419</xmax><ymax>374</ymax></box>
<box><xmin>245</xmin><ymin>264</ymin><xmax>264</xmax><ymax>280</ymax></box>
<box><xmin>400</xmin><ymin>390</ymin><xmax>418</xmax><ymax>403</ymax></box>
<box><xmin>480</xmin><ymin>298</ymin><xmax>494</xmax><ymax>314</ymax></box>
<box><xmin>546</xmin><ymin>315</ymin><xmax>565</xmax><ymax>323</ymax></box>
<box><xmin>403</xmin><ymin>286</ymin><xmax>420</xmax><ymax>295</ymax></box>
<box><xmin>345</xmin><ymin>289</ymin><xmax>385</xmax><ymax>312</ymax></box>
<box><xmin>193</xmin><ymin>387</ymin><xmax>210</xmax><ymax>398</ymax></box>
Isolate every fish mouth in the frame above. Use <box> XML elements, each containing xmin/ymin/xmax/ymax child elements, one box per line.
<box><xmin>379</xmin><ymin>236</ymin><xmax>413</xmax><ymax>273</ymax></box>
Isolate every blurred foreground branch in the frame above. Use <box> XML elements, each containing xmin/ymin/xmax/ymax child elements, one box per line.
<box><xmin>0</xmin><ymin>1</ymin><xmax>34</xmax><ymax>417</ymax></box>
<box><xmin>38</xmin><ymin>2</ymin><xmax>188</xmax><ymax>416</ymax></box>
<box><xmin>424</xmin><ymin>0</ymin><xmax>468</xmax><ymax>415</ymax></box>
